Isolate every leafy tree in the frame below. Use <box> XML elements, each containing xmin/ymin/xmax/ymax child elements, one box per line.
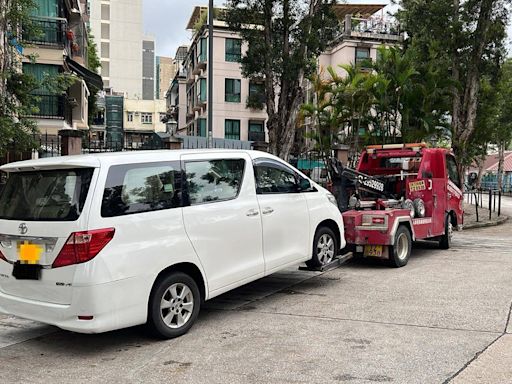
<box><xmin>225</xmin><ymin>0</ymin><xmax>340</xmax><ymax>160</ymax></box>
<box><xmin>87</xmin><ymin>28</ymin><xmax>101</xmax><ymax>124</ymax></box>
<box><xmin>0</xmin><ymin>0</ymin><xmax>39</xmax><ymax>155</ymax></box>
<box><xmin>394</xmin><ymin>0</ymin><xmax>510</xmax><ymax>183</ymax></box>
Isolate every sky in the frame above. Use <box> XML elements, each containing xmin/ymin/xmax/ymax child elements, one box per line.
<box><xmin>143</xmin><ymin>0</ymin><xmax>511</xmax><ymax>58</ymax></box>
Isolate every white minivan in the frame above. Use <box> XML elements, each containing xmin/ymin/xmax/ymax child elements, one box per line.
<box><xmin>0</xmin><ymin>150</ymin><xmax>345</xmax><ymax>338</ymax></box>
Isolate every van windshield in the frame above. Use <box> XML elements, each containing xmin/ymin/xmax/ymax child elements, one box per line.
<box><xmin>0</xmin><ymin>168</ymin><xmax>94</xmax><ymax>221</ymax></box>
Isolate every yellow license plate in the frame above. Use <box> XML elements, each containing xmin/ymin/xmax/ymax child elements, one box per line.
<box><xmin>18</xmin><ymin>241</ymin><xmax>43</xmax><ymax>264</ymax></box>
<box><xmin>364</xmin><ymin>245</ymin><xmax>383</xmax><ymax>257</ymax></box>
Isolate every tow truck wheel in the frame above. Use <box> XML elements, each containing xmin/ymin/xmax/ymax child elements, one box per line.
<box><xmin>306</xmin><ymin>226</ymin><xmax>338</xmax><ymax>268</ymax></box>
<box><xmin>389</xmin><ymin>226</ymin><xmax>412</xmax><ymax>268</ymax></box>
<box><xmin>439</xmin><ymin>215</ymin><xmax>453</xmax><ymax>250</ymax></box>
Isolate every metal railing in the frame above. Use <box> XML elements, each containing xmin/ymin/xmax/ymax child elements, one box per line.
<box><xmin>464</xmin><ymin>188</ymin><xmax>502</xmax><ymax>222</ymax></box>
<box><xmin>26</xmin><ymin>95</ymin><xmax>67</xmax><ymax>119</ymax></box>
<box><xmin>23</xmin><ymin>17</ymin><xmax>68</xmax><ymax>47</ymax></box>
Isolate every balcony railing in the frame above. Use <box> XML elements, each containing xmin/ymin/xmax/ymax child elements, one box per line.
<box><xmin>23</xmin><ymin>17</ymin><xmax>68</xmax><ymax>47</ymax></box>
<box><xmin>26</xmin><ymin>94</ymin><xmax>68</xmax><ymax>120</ymax></box>
<box><xmin>342</xmin><ymin>16</ymin><xmax>402</xmax><ymax>40</ymax></box>
<box><xmin>248</xmin><ymin>131</ymin><xmax>265</xmax><ymax>142</ymax></box>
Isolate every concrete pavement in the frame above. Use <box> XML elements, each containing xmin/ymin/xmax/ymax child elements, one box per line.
<box><xmin>0</xmin><ymin>197</ymin><xmax>511</xmax><ymax>383</ymax></box>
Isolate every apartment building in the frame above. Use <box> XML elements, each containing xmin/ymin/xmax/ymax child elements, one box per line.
<box><xmin>89</xmin><ymin>0</ymin><xmax>143</xmax><ymax>97</ymax></box>
<box><xmin>156</xmin><ymin>56</ymin><xmax>175</xmax><ymax>100</ymax></box>
<box><xmin>167</xmin><ymin>6</ymin><xmax>267</xmax><ymax>142</ymax></box>
<box><xmin>123</xmin><ymin>99</ymin><xmax>167</xmax><ymax>147</ymax></box>
<box><xmin>142</xmin><ymin>37</ymin><xmax>155</xmax><ymax>100</ymax></box>
<box><xmin>22</xmin><ymin>0</ymin><xmax>102</xmax><ymax>136</ymax></box>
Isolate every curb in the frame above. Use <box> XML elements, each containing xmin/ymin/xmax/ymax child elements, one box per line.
<box><xmin>463</xmin><ymin>215</ymin><xmax>509</xmax><ymax>230</ymax></box>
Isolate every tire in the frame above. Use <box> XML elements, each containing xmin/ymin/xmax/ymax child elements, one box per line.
<box><xmin>146</xmin><ymin>272</ymin><xmax>201</xmax><ymax>339</ymax></box>
<box><xmin>306</xmin><ymin>226</ymin><xmax>338</xmax><ymax>268</ymax></box>
<box><xmin>439</xmin><ymin>215</ymin><xmax>453</xmax><ymax>250</ymax></box>
<box><xmin>388</xmin><ymin>225</ymin><xmax>412</xmax><ymax>268</ymax></box>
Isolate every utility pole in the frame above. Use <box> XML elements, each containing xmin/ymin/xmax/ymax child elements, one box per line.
<box><xmin>207</xmin><ymin>0</ymin><xmax>214</xmax><ymax>148</ymax></box>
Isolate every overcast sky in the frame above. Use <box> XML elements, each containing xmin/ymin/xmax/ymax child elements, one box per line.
<box><xmin>143</xmin><ymin>0</ymin><xmax>511</xmax><ymax>58</ymax></box>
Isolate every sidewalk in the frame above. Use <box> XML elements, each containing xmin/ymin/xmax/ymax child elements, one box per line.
<box><xmin>463</xmin><ymin>200</ymin><xmax>508</xmax><ymax>229</ymax></box>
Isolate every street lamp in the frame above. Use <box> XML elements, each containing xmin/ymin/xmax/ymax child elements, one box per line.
<box><xmin>166</xmin><ymin>118</ymin><xmax>178</xmax><ymax>136</ymax></box>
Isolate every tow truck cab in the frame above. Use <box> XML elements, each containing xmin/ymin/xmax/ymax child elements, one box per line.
<box><xmin>342</xmin><ymin>144</ymin><xmax>464</xmax><ymax>266</ymax></box>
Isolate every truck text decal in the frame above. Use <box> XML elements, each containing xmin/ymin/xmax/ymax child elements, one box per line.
<box><xmin>409</xmin><ymin>180</ymin><xmax>426</xmax><ymax>192</ymax></box>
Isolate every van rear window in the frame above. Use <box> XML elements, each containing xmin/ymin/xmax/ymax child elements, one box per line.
<box><xmin>0</xmin><ymin>168</ymin><xmax>94</xmax><ymax>221</ymax></box>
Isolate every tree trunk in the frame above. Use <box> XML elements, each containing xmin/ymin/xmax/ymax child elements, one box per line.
<box><xmin>497</xmin><ymin>142</ymin><xmax>505</xmax><ymax>191</ymax></box>
<box><xmin>263</xmin><ymin>0</ymin><xmax>278</xmax><ymax>155</ymax></box>
<box><xmin>451</xmin><ymin>0</ymin><xmax>494</xmax><ymax>187</ymax></box>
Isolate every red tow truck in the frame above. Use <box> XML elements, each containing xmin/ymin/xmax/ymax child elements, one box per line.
<box><xmin>340</xmin><ymin>143</ymin><xmax>464</xmax><ymax>267</ymax></box>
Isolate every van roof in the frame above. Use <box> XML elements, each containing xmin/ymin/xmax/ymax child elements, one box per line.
<box><xmin>0</xmin><ymin>149</ymin><xmax>272</xmax><ymax>172</ymax></box>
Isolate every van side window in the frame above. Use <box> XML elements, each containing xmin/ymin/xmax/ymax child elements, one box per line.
<box><xmin>101</xmin><ymin>162</ymin><xmax>181</xmax><ymax>217</ymax></box>
<box><xmin>185</xmin><ymin>159</ymin><xmax>245</xmax><ymax>205</ymax></box>
<box><xmin>446</xmin><ymin>155</ymin><xmax>461</xmax><ymax>189</ymax></box>
<box><xmin>253</xmin><ymin>159</ymin><xmax>298</xmax><ymax>194</ymax></box>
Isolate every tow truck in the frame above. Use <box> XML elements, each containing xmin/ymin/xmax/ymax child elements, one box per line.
<box><xmin>338</xmin><ymin>143</ymin><xmax>464</xmax><ymax>267</ymax></box>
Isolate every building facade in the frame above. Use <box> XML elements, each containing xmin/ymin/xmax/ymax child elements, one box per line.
<box><xmin>142</xmin><ymin>37</ymin><xmax>155</xmax><ymax>100</ymax></box>
<box><xmin>22</xmin><ymin>0</ymin><xmax>102</xmax><ymax>137</ymax></box>
<box><xmin>167</xmin><ymin>7</ymin><xmax>267</xmax><ymax>142</ymax></box>
<box><xmin>89</xmin><ymin>0</ymin><xmax>143</xmax><ymax>97</ymax></box>
<box><xmin>123</xmin><ymin>99</ymin><xmax>167</xmax><ymax>147</ymax></box>
<box><xmin>156</xmin><ymin>56</ymin><xmax>175</xmax><ymax>100</ymax></box>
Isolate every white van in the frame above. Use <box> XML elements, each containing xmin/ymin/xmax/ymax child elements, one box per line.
<box><xmin>0</xmin><ymin>150</ymin><xmax>345</xmax><ymax>338</ymax></box>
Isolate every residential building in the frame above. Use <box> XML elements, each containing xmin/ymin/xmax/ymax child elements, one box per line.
<box><xmin>123</xmin><ymin>99</ymin><xmax>167</xmax><ymax>147</ymax></box>
<box><xmin>89</xmin><ymin>0</ymin><xmax>143</xmax><ymax>97</ymax></box>
<box><xmin>22</xmin><ymin>0</ymin><xmax>102</xmax><ymax>137</ymax></box>
<box><xmin>142</xmin><ymin>37</ymin><xmax>155</xmax><ymax>100</ymax></box>
<box><xmin>318</xmin><ymin>4</ymin><xmax>403</xmax><ymax>75</ymax></box>
<box><xmin>167</xmin><ymin>6</ymin><xmax>267</xmax><ymax>142</ymax></box>
<box><xmin>156</xmin><ymin>56</ymin><xmax>175</xmax><ymax>100</ymax></box>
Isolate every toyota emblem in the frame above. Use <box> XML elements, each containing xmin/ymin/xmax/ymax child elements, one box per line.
<box><xmin>18</xmin><ymin>223</ymin><xmax>28</xmax><ymax>235</ymax></box>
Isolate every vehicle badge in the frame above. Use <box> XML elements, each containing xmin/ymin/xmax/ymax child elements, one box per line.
<box><xmin>18</xmin><ymin>223</ymin><xmax>28</xmax><ymax>235</ymax></box>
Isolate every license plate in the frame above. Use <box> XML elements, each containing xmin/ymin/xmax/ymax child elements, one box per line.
<box><xmin>12</xmin><ymin>262</ymin><xmax>41</xmax><ymax>280</ymax></box>
<box><xmin>364</xmin><ymin>245</ymin><xmax>383</xmax><ymax>257</ymax></box>
<box><xmin>18</xmin><ymin>241</ymin><xmax>43</xmax><ymax>264</ymax></box>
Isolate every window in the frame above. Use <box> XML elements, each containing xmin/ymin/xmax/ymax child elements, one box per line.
<box><xmin>355</xmin><ymin>47</ymin><xmax>371</xmax><ymax>66</ymax></box>
<box><xmin>248</xmin><ymin>121</ymin><xmax>264</xmax><ymax>141</ymax></box>
<box><xmin>247</xmin><ymin>81</ymin><xmax>265</xmax><ymax>109</ymax></box>
<box><xmin>197</xmin><ymin>118</ymin><xmax>207</xmax><ymax>137</ymax></box>
<box><xmin>225</xmin><ymin>119</ymin><xmax>240</xmax><ymax>140</ymax></box>
<box><xmin>254</xmin><ymin>160</ymin><xmax>299</xmax><ymax>194</ymax></box>
<box><xmin>446</xmin><ymin>155</ymin><xmax>461</xmax><ymax>188</ymax></box>
<box><xmin>141</xmin><ymin>113</ymin><xmax>152</xmax><ymax>124</ymax></box>
<box><xmin>185</xmin><ymin>159</ymin><xmax>245</xmax><ymax>205</ymax></box>
<box><xmin>225</xmin><ymin>78</ymin><xmax>241</xmax><ymax>102</ymax></box>
<box><xmin>225</xmin><ymin>38</ymin><xmax>241</xmax><ymax>62</ymax></box>
<box><xmin>127</xmin><ymin>112</ymin><xmax>133</xmax><ymax>122</ymax></box>
<box><xmin>199</xmin><ymin>78</ymin><xmax>207</xmax><ymax>102</ymax></box>
<box><xmin>0</xmin><ymin>168</ymin><xmax>94</xmax><ymax>221</ymax></box>
<box><xmin>198</xmin><ymin>38</ymin><xmax>207</xmax><ymax>62</ymax></box>
<box><xmin>101</xmin><ymin>162</ymin><xmax>181</xmax><ymax>217</ymax></box>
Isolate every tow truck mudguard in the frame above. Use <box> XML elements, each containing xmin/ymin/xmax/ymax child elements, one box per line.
<box><xmin>342</xmin><ymin>210</ymin><xmax>416</xmax><ymax>246</ymax></box>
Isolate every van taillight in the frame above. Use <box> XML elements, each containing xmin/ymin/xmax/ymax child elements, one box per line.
<box><xmin>52</xmin><ymin>228</ymin><xmax>115</xmax><ymax>268</ymax></box>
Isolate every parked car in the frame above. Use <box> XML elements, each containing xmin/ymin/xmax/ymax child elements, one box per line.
<box><xmin>0</xmin><ymin>150</ymin><xmax>345</xmax><ymax>338</ymax></box>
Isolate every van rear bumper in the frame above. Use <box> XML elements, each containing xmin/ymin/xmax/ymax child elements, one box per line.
<box><xmin>0</xmin><ymin>276</ymin><xmax>150</xmax><ymax>333</ymax></box>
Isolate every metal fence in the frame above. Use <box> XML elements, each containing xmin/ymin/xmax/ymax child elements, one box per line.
<box><xmin>464</xmin><ymin>188</ymin><xmax>502</xmax><ymax>222</ymax></box>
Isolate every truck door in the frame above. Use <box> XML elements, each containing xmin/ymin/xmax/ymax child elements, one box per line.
<box><xmin>445</xmin><ymin>154</ymin><xmax>463</xmax><ymax>224</ymax></box>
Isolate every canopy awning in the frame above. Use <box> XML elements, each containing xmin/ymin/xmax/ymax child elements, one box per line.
<box><xmin>65</xmin><ymin>57</ymin><xmax>103</xmax><ymax>90</ymax></box>
<box><xmin>332</xmin><ymin>4</ymin><xmax>386</xmax><ymax>20</ymax></box>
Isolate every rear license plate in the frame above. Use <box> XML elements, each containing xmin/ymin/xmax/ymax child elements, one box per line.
<box><xmin>364</xmin><ymin>245</ymin><xmax>383</xmax><ymax>257</ymax></box>
<box><xmin>12</xmin><ymin>262</ymin><xmax>42</xmax><ymax>280</ymax></box>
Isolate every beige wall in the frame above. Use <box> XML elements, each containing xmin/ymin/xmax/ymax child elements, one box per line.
<box><xmin>124</xmin><ymin>99</ymin><xmax>167</xmax><ymax>132</ymax></box>
<box><xmin>318</xmin><ymin>40</ymin><xmax>381</xmax><ymax>78</ymax></box>
<box><xmin>157</xmin><ymin>57</ymin><xmax>175</xmax><ymax>99</ymax></box>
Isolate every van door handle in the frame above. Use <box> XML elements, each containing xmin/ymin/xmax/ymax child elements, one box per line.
<box><xmin>262</xmin><ymin>207</ymin><xmax>274</xmax><ymax>215</ymax></box>
<box><xmin>246</xmin><ymin>209</ymin><xmax>259</xmax><ymax>217</ymax></box>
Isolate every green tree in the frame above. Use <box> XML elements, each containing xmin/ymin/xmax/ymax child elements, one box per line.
<box><xmin>394</xmin><ymin>0</ymin><xmax>510</xmax><ymax>183</ymax></box>
<box><xmin>0</xmin><ymin>0</ymin><xmax>39</xmax><ymax>155</ymax></box>
<box><xmin>87</xmin><ymin>28</ymin><xmax>101</xmax><ymax>124</ymax></box>
<box><xmin>225</xmin><ymin>0</ymin><xmax>340</xmax><ymax>160</ymax></box>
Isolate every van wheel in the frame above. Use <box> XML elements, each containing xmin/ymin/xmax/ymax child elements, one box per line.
<box><xmin>147</xmin><ymin>272</ymin><xmax>200</xmax><ymax>339</ymax></box>
<box><xmin>439</xmin><ymin>215</ymin><xmax>453</xmax><ymax>250</ymax></box>
<box><xmin>389</xmin><ymin>226</ymin><xmax>412</xmax><ymax>268</ymax></box>
<box><xmin>306</xmin><ymin>226</ymin><xmax>338</xmax><ymax>268</ymax></box>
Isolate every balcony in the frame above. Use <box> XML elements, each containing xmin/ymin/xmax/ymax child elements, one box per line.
<box><xmin>23</xmin><ymin>16</ymin><xmax>69</xmax><ymax>48</ymax></box>
<box><xmin>25</xmin><ymin>94</ymin><xmax>70</xmax><ymax>120</ymax></box>
<box><xmin>193</xmin><ymin>53</ymin><xmax>207</xmax><ymax>75</ymax></box>
<box><xmin>341</xmin><ymin>16</ymin><xmax>403</xmax><ymax>43</ymax></box>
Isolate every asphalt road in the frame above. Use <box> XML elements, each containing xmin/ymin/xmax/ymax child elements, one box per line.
<box><xmin>1</xmin><ymin>198</ymin><xmax>511</xmax><ymax>383</ymax></box>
